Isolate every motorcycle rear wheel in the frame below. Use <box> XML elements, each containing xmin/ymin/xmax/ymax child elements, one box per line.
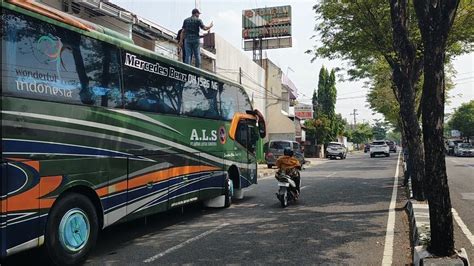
<box><xmin>278</xmin><ymin>187</ymin><xmax>288</xmax><ymax>208</ymax></box>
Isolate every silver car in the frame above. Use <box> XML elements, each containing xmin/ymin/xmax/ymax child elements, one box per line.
<box><xmin>454</xmin><ymin>143</ymin><xmax>474</xmax><ymax>157</ymax></box>
<box><xmin>325</xmin><ymin>142</ymin><xmax>347</xmax><ymax>159</ymax></box>
<box><xmin>264</xmin><ymin>140</ymin><xmax>305</xmax><ymax>168</ymax></box>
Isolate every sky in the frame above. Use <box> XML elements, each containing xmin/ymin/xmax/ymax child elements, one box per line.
<box><xmin>112</xmin><ymin>0</ymin><xmax>473</xmax><ymax>125</ymax></box>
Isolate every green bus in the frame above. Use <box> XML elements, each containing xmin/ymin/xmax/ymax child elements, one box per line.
<box><xmin>0</xmin><ymin>1</ymin><xmax>266</xmax><ymax>264</ymax></box>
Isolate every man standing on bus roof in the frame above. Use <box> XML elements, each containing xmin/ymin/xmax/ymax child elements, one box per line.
<box><xmin>179</xmin><ymin>8</ymin><xmax>213</xmax><ymax>68</ymax></box>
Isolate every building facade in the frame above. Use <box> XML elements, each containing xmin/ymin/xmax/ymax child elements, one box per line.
<box><xmin>262</xmin><ymin>59</ymin><xmax>296</xmax><ymax>142</ymax></box>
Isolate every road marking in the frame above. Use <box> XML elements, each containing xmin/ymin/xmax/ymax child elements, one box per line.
<box><xmin>461</xmin><ymin>193</ymin><xmax>474</xmax><ymax>201</ymax></box>
<box><xmin>452</xmin><ymin>208</ymin><xmax>474</xmax><ymax>246</ymax></box>
<box><xmin>326</xmin><ymin>172</ymin><xmax>336</xmax><ymax>178</ymax></box>
<box><xmin>449</xmin><ymin>158</ymin><xmax>473</xmax><ymax>168</ymax></box>
<box><xmin>382</xmin><ymin>151</ymin><xmax>401</xmax><ymax>266</ymax></box>
<box><xmin>301</xmin><ymin>186</ymin><xmax>309</xmax><ymax>190</ymax></box>
<box><xmin>143</xmin><ymin>223</ymin><xmax>229</xmax><ymax>263</ymax></box>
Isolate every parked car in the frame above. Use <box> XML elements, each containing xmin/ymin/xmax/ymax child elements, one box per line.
<box><xmin>446</xmin><ymin>139</ymin><xmax>463</xmax><ymax>155</ymax></box>
<box><xmin>387</xmin><ymin>140</ymin><xmax>397</xmax><ymax>153</ymax></box>
<box><xmin>454</xmin><ymin>143</ymin><xmax>474</xmax><ymax>157</ymax></box>
<box><xmin>370</xmin><ymin>140</ymin><xmax>390</xmax><ymax>158</ymax></box>
<box><xmin>325</xmin><ymin>142</ymin><xmax>347</xmax><ymax>159</ymax></box>
<box><xmin>265</xmin><ymin>140</ymin><xmax>305</xmax><ymax>168</ymax></box>
<box><xmin>364</xmin><ymin>143</ymin><xmax>370</xmax><ymax>153</ymax></box>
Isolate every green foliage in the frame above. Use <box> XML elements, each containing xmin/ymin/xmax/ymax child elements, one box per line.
<box><xmin>315</xmin><ymin>66</ymin><xmax>337</xmax><ymax>117</ymax></box>
<box><xmin>318</xmin><ymin>69</ymin><xmax>337</xmax><ymax>117</ymax></box>
<box><xmin>372</xmin><ymin>119</ymin><xmax>389</xmax><ymax>140</ymax></box>
<box><xmin>366</xmin><ymin>59</ymin><xmax>401</xmax><ymax>127</ymax></box>
<box><xmin>311</xmin><ymin>1</ymin><xmax>399</xmax><ymax>79</ymax></box>
<box><xmin>332</xmin><ymin>114</ymin><xmax>347</xmax><ymax>137</ymax></box>
<box><xmin>386</xmin><ymin>130</ymin><xmax>401</xmax><ymax>144</ymax></box>
<box><xmin>448</xmin><ymin>100</ymin><xmax>474</xmax><ymax>138</ymax></box>
<box><xmin>311</xmin><ymin>1</ymin><xmax>473</xmax><ymax>124</ymax></box>
<box><xmin>311</xmin><ymin>1</ymin><xmax>473</xmax><ymax>80</ymax></box>
<box><xmin>349</xmin><ymin>123</ymin><xmax>373</xmax><ymax>144</ymax></box>
<box><xmin>309</xmin><ymin>66</ymin><xmax>342</xmax><ymax>145</ymax></box>
<box><xmin>304</xmin><ymin>115</ymin><xmax>332</xmax><ymax>145</ymax></box>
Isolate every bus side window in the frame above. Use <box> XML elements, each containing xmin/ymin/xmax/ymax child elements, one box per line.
<box><xmin>1</xmin><ymin>9</ymin><xmax>121</xmax><ymax>108</ymax></box>
<box><xmin>79</xmin><ymin>39</ymin><xmax>122</xmax><ymax>108</ymax></box>
<box><xmin>181</xmin><ymin>82</ymin><xmax>220</xmax><ymax>119</ymax></box>
<box><xmin>122</xmin><ymin>54</ymin><xmax>182</xmax><ymax>115</ymax></box>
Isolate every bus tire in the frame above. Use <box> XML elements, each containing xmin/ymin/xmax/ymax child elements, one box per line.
<box><xmin>224</xmin><ymin>179</ymin><xmax>233</xmax><ymax>208</ymax></box>
<box><xmin>45</xmin><ymin>193</ymin><xmax>99</xmax><ymax>266</ymax></box>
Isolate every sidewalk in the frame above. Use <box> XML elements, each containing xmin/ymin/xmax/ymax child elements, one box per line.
<box><xmin>405</xmin><ymin>180</ymin><xmax>470</xmax><ymax>265</ymax></box>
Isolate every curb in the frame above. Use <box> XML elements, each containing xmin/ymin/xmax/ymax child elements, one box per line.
<box><xmin>405</xmin><ymin>183</ymin><xmax>470</xmax><ymax>265</ymax></box>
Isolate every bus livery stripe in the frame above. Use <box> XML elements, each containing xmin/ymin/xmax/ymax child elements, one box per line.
<box><xmin>95</xmin><ymin>165</ymin><xmax>220</xmax><ymax>197</ymax></box>
<box><xmin>1</xmin><ymin>175</ymin><xmax>62</xmax><ymax>212</ymax></box>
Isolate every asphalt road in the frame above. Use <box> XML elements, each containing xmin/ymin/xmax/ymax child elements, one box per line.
<box><xmin>445</xmin><ymin>155</ymin><xmax>474</xmax><ymax>256</ymax></box>
<box><xmin>3</xmin><ymin>152</ymin><xmax>412</xmax><ymax>265</ymax></box>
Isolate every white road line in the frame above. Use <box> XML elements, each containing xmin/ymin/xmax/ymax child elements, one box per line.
<box><xmin>381</xmin><ymin>151</ymin><xmax>401</xmax><ymax>266</ymax></box>
<box><xmin>301</xmin><ymin>186</ymin><xmax>309</xmax><ymax>190</ymax></box>
<box><xmin>449</xmin><ymin>158</ymin><xmax>473</xmax><ymax>168</ymax></box>
<box><xmin>143</xmin><ymin>223</ymin><xmax>229</xmax><ymax>263</ymax></box>
<box><xmin>452</xmin><ymin>208</ymin><xmax>474</xmax><ymax>246</ymax></box>
<box><xmin>326</xmin><ymin>172</ymin><xmax>336</xmax><ymax>178</ymax></box>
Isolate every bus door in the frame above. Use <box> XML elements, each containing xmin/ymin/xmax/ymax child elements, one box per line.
<box><xmin>234</xmin><ymin>120</ymin><xmax>259</xmax><ymax>187</ymax></box>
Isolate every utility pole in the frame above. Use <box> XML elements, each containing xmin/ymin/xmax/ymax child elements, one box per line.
<box><xmin>350</xmin><ymin>109</ymin><xmax>358</xmax><ymax>129</ymax></box>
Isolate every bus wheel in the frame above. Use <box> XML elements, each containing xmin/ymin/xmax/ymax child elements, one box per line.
<box><xmin>45</xmin><ymin>193</ymin><xmax>99</xmax><ymax>265</ymax></box>
<box><xmin>224</xmin><ymin>179</ymin><xmax>233</xmax><ymax>208</ymax></box>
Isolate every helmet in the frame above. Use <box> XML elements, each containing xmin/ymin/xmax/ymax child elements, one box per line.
<box><xmin>283</xmin><ymin>147</ymin><xmax>294</xmax><ymax>157</ymax></box>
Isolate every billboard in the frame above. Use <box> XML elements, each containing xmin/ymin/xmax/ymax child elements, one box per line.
<box><xmin>243</xmin><ymin>37</ymin><xmax>292</xmax><ymax>51</ymax></box>
<box><xmin>242</xmin><ymin>5</ymin><xmax>292</xmax><ymax>49</ymax></box>
<box><xmin>294</xmin><ymin>104</ymin><xmax>313</xmax><ymax>120</ymax></box>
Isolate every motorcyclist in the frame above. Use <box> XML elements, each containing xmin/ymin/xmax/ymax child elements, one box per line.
<box><xmin>276</xmin><ymin>148</ymin><xmax>301</xmax><ymax>197</ymax></box>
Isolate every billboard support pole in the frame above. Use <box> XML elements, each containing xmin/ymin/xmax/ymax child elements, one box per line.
<box><xmin>252</xmin><ymin>37</ymin><xmax>263</xmax><ymax>66</ymax></box>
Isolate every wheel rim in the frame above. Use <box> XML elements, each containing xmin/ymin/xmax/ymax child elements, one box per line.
<box><xmin>58</xmin><ymin>208</ymin><xmax>90</xmax><ymax>252</ymax></box>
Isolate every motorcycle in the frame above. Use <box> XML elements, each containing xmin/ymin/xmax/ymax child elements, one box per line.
<box><xmin>275</xmin><ymin>168</ymin><xmax>301</xmax><ymax>208</ymax></box>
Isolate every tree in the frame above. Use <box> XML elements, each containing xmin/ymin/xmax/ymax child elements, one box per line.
<box><xmin>311</xmin><ymin>0</ymin><xmax>473</xmax><ymax>200</ymax></box>
<box><xmin>414</xmin><ymin>0</ymin><xmax>460</xmax><ymax>255</ymax></box>
<box><xmin>448</xmin><ymin>100</ymin><xmax>474</xmax><ymax>141</ymax></box>
<box><xmin>372</xmin><ymin>119</ymin><xmax>388</xmax><ymax>140</ymax></box>
<box><xmin>350</xmin><ymin>123</ymin><xmax>373</xmax><ymax>145</ymax></box>
<box><xmin>308</xmin><ymin>66</ymin><xmax>340</xmax><ymax>146</ymax></box>
<box><xmin>386</xmin><ymin>130</ymin><xmax>402</xmax><ymax>144</ymax></box>
<box><xmin>304</xmin><ymin>114</ymin><xmax>332</xmax><ymax>146</ymax></box>
<box><xmin>311</xmin><ymin>1</ymin><xmax>426</xmax><ymax>199</ymax></box>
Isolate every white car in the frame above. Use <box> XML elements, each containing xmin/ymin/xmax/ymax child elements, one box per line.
<box><xmin>370</xmin><ymin>140</ymin><xmax>390</xmax><ymax>158</ymax></box>
<box><xmin>326</xmin><ymin>142</ymin><xmax>347</xmax><ymax>159</ymax></box>
<box><xmin>454</xmin><ymin>143</ymin><xmax>474</xmax><ymax>157</ymax></box>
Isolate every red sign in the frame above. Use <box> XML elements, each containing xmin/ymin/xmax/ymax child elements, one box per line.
<box><xmin>295</xmin><ymin>111</ymin><xmax>312</xmax><ymax>119</ymax></box>
<box><xmin>219</xmin><ymin>126</ymin><xmax>227</xmax><ymax>144</ymax></box>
